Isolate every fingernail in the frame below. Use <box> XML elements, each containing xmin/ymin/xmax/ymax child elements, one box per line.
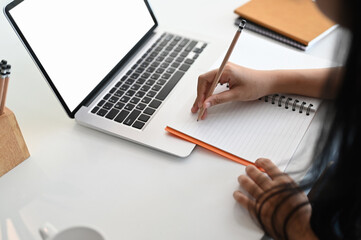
<box><xmin>204</xmin><ymin>102</ymin><xmax>211</xmax><ymax>109</ymax></box>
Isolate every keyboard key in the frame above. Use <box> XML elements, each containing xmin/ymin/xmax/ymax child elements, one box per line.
<box><xmin>156</xmin><ymin>71</ymin><xmax>184</xmax><ymax>101</ymax></box>
<box><xmin>179</xmin><ymin>39</ymin><xmax>189</xmax><ymax>47</ymax></box>
<box><xmin>146</xmin><ymin>80</ymin><xmax>155</xmax><ymax>86</ymax></box>
<box><xmin>180</xmin><ymin>51</ymin><xmax>189</xmax><ymax>58</ymax></box>
<box><xmin>120</xmin><ymin>84</ymin><xmax>130</xmax><ymax>91</ymax></box>
<box><xmin>114</xmin><ymin>90</ymin><xmax>125</xmax><ymax>97</ymax></box>
<box><xmin>151</xmin><ymin>62</ymin><xmax>160</xmax><ymax>68</ymax></box>
<box><xmin>141</xmin><ymin>97</ymin><xmax>152</xmax><ymax>104</ymax></box>
<box><xmin>162</xmin><ymin>73</ymin><xmax>171</xmax><ymax>79</ymax></box>
<box><xmin>125</xmin><ymin>79</ymin><xmax>135</xmax><ymax>85</ymax></box>
<box><xmin>176</xmin><ymin>57</ymin><xmax>185</xmax><ymax>62</ymax></box>
<box><xmin>123</xmin><ymin>110</ymin><xmax>141</xmax><ymax>126</ymax></box>
<box><xmin>114</xmin><ymin>102</ymin><xmax>125</xmax><ymax>110</ymax></box>
<box><xmin>97</xmin><ymin>108</ymin><xmax>108</xmax><ymax>117</ymax></box>
<box><xmin>166</xmin><ymin>68</ymin><xmax>176</xmax><ymax>74</ymax></box>
<box><xmin>152</xmin><ymin>85</ymin><xmax>162</xmax><ymax>91</ymax></box>
<box><xmin>145</xmin><ymin>57</ymin><xmax>154</xmax><ymax>62</ymax></box>
<box><xmin>138</xmin><ymin>114</ymin><xmax>151</xmax><ymax>123</ymax></box>
<box><xmin>174</xmin><ymin>46</ymin><xmax>183</xmax><ymax>52</ymax></box>
<box><xmin>147</xmin><ymin>91</ymin><xmax>157</xmax><ymax>97</ymax></box>
<box><xmin>160</xmin><ymin>51</ymin><xmax>169</xmax><ymax>57</ymax></box>
<box><xmin>103</xmin><ymin>102</ymin><xmax>114</xmax><ymax>110</ymax></box>
<box><xmin>105</xmin><ymin>109</ymin><xmax>120</xmax><ymax>120</ymax></box>
<box><xmin>149</xmin><ymin>99</ymin><xmax>162</xmax><ymax>109</ymax></box>
<box><xmin>160</xmin><ymin>63</ymin><xmax>169</xmax><ymax>68</ymax></box>
<box><xmin>142</xmin><ymin>72</ymin><xmax>151</xmax><ymax>78</ymax></box>
<box><xmin>141</xmin><ymin>85</ymin><xmax>150</xmax><ymax>92</ymax></box>
<box><xmin>125</xmin><ymin>90</ymin><xmax>136</xmax><ymax>97</ymax></box>
<box><xmin>171</xmin><ymin>62</ymin><xmax>180</xmax><ymax>68</ymax></box>
<box><xmin>156</xmin><ymin>68</ymin><xmax>165</xmax><ymax>74</ymax></box>
<box><xmin>114</xmin><ymin>110</ymin><xmax>130</xmax><ymax>123</ymax></box>
<box><xmin>179</xmin><ymin>64</ymin><xmax>190</xmax><ymax>72</ymax></box>
<box><xmin>170</xmin><ymin>51</ymin><xmax>178</xmax><ymax>57</ymax></box>
<box><xmin>150</xmin><ymin>74</ymin><xmax>160</xmax><ymax>80</ymax></box>
<box><xmin>185</xmin><ymin>41</ymin><xmax>198</xmax><ymax>52</ymax></box>
<box><xmin>131</xmin><ymin>84</ymin><xmax>141</xmax><ymax>91</ymax></box>
<box><xmin>110</xmin><ymin>87</ymin><xmax>117</xmax><ymax>94</ymax></box>
<box><xmin>125</xmin><ymin>103</ymin><xmax>135</xmax><ymax>111</ymax></box>
<box><xmin>144</xmin><ymin>107</ymin><xmax>156</xmax><ymax>115</ymax></box>
<box><xmin>136</xmin><ymin>103</ymin><xmax>146</xmax><ymax>110</ymax></box>
<box><xmin>115</xmin><ymin>81</ymin><xmax>122</xmax><ymax>88</ymax></box>
<box><xmin>132</xmin><ymin>121</ymin><xmax>145</xmax><ymax>130</ymax></box>
<box><xmin>136</xmin><ymin>78</ymin><xmax>146</xmax><ymax>85</ymax></box>
<box><xmin>97</xmin><ymin>100</ymin><xmax>105</xmax><ymax>107</ymax></box>
<box><xmin>109</xmin><ymin>96</ymin><xmax>119</xmax><ymax>103</ymax></box>
<box><xmin>141</xmin><ymin>62</ymin><xmax>149</xmax><ymax>68</ymax></box>
<box><xmin>165</xmin><ymin>57</ymin><xmax>174</xmax><ymax>63</ymax></box>
<box><xmin>135</xmin><ymin>91</ymin><xmax>146</xmax><ymax>98</ymax></box>
<box><xmin>193</xmin><ymin>48</ymin><xmax>203</xmax><ymax>54</ymax></box>
<box><xmin>185</xmin><ymin>59</ymin><xmax>194</xmax><ymax>65</ymax></box>
<box><xmin>130</xmin><ymin>97</ymin><xmax>141</xmax><ymax>104</ymax></box>
<box><xmin>120</xmin><ymin>96</ymin><xmax>130</xmax><ymax>103</ymax></box>
<box><xmin>103</xmin><ymin>94</ymin><xmax>111</xmax><ymax>100</ymax></box>
<box><xmin>146</xmin><ymin>67</ymin><xmax>156</xmax><ymax>73</ymax></box>
<box><xmin>91</xmin><ymin>106</ymin><xmax>99</xmax><ymax>113</ymax></box>
<box><xmin>157</xmin><ymin>79</ymin><xmax>166</xmax><ymax>85</ymax></box>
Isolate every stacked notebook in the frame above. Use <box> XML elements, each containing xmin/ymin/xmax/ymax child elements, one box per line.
<box><xmin>234</xmin><ymin>0</ymin><xmax>336</xmax><ymax>50</ymax></box>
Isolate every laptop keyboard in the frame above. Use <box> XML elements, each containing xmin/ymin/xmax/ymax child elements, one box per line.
<box><xmin>90</xmin><ymin>33</ymin><xmax>207</xmax><ymax>130</ymax></box>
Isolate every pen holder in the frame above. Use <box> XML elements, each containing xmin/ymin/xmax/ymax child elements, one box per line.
<box><xmin>0</xmin><ymin>107</ymin><xmax>30</xmax><ymax>177</ymax></box>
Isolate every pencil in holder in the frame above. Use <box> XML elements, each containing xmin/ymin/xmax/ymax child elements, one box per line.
<box><xmin>0</xmin><ymin>107</ymin><xmax>30</xmax><ymax>177</ymax></box>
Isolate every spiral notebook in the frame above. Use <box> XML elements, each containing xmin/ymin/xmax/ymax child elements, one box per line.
<box><xmin>166</xmin><ymin>89</ymin><xmax>320</xmax><ymax>170</ymax></box>
<box><xmin>165</xmin><ymin>31</ymin><xmax>335</xmax><ymax>170</ymax></box>
<box><xmin>234</xmin><ymin>0</ymin><xmax>336</xmax><ymax>51</ymax></box>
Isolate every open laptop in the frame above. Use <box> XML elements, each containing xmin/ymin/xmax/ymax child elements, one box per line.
<box><xmin>4</xmin><ymin>0</ymin><xmax>224</xmax><ymax>157</ymax></box>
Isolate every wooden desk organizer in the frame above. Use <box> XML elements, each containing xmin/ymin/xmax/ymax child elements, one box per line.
<box><xmin>0</xmin><ymin>107</ymin><xmax>30</xmax><ymax>177</ymax></box>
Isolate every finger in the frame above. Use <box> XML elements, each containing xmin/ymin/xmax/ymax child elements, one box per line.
<box><xmin>197</xmin><ymin>70</ymin><xmax>218</xmax><ymax>108</ymax></box>
<box><xmin>191</xmin><ymin>100</ymin><xmax>199</xmax><ymax>113</ymax></box>
<box><xmin>204</xmin><ymin>90</ymin><xmax>237</xmax><ymax>108</ymax></box>
<box><xmin>246</xmin><ymin>165</ymin><xmax>272</xmax><ymax>190</ymax></box>
<box><xmin>233</xmin><ymin>191</ymin><xmax>256</xmax><ymax>212</ymax></box>
<box><xmin>255</xmin><ymin>158</ymin><xmax>284</xmax><ymax>180</ymax></box>
<box><xmin>238</xmin><ymin>175</ymin><xmax>263</xmax><ymax>199</ymax></box>
<box><xmin>199</xmin><ymin>108</ymin><xmax>208</xmax><ymax>120</ymax></box>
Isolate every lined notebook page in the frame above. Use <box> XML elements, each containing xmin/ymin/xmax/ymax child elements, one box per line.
<box><xmin>169</xmin><ymin>84</ymin><xmax>321</xmax><ymax>170</ymax></box>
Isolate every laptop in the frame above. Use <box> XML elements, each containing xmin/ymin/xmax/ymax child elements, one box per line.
<box><xmin>4</xmin><ymin>0</ymin><xmax>224</xmax><ymax>157</ymax></box>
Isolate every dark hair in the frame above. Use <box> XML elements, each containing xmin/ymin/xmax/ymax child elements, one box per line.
<box><xmin>254</xmin><ymin>2</ymin><xmax>361</xmax><ymax>239</ymax></box>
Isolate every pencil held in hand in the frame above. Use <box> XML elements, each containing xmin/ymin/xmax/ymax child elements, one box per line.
<box><xmin>197</xmin><ymin>20</ymin><xmax>246</xmax><ymax>121</ymax></box>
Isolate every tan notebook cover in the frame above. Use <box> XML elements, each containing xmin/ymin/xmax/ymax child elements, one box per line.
<box><xmin>234</xmin><ymin>0</ymin><xmax>335</xmax><ymax>46</ymax></box>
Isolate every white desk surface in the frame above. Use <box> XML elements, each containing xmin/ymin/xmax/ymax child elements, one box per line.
<box><xmin>0</xmin><ymin>0</ymin><xmax>342</xmax><ymax>239</ymax></box>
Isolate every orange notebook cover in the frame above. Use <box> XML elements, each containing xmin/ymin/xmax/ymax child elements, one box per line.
<box><xmin>165</xmin><ymin>126</ymin><xmax>256</xmax><ymax>167</ymax></box>
<box><xmin>234</xmin><ymin>0</ymin><xmax>335</xmax><ymax>46</ymax></box>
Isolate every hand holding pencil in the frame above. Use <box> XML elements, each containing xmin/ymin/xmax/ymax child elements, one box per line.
<box><xmin>192</xmin><ymin>20</ymin><xmax>246</xmax><ymax>121</ymax></box>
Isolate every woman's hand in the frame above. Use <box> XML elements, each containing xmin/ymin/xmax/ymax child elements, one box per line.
<box><xmin>233</xmin><ymin>158</ymin><xmax>318</xmax><ymax>240</ymax></box>
<box><xmin>191</xmin><ymin>62</ymin><xmax>273</xmax><ymax>120</ymax></box>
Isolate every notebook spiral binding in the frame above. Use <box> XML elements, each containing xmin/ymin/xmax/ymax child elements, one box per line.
<box><xmin>259</xmin><ymin>94</ymin><xmax>314</xmax><ymax>116</ymax></box>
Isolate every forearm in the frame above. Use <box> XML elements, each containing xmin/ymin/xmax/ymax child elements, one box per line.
<box><xmin>265</xmin><ymin>67</ymin><xmax>342</xmax><ymax>99</ymax></box>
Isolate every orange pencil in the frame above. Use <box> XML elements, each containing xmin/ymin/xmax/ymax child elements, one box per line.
<box><xmin>0</xmin><ymin>64</ymin><xmax>11</xmax><ymax>115</ymax></box>
<box><xmin>197</xmin><ymin>20</ymin><xmax>246</xmax><ymax>121</ymax></box>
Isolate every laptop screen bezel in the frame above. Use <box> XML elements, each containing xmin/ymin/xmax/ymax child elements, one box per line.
<box><xmin>4</xmin><ymin>0</ymin><xmax>158</xmax><ymax>118</ymax></box>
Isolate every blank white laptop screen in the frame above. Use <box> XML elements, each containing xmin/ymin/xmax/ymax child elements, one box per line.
<box><xmin>9</xmin><ymin>0</ymin><xmax>155</xmax><ymax>113</ymax></box>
